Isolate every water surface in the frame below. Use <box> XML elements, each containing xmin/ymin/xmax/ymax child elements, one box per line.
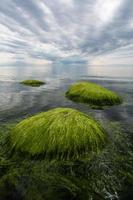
<box><xmin>0</xmin><ymin>64</ymin><xmax>132</xmax><ymax>126</ymax></box>
<box><xmin>0</xmin><ymin>64</ymin><xmax>133</xmax><ymax>200</ymax></box>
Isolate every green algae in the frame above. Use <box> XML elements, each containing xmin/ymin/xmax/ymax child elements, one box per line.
<box><xmin>10</xmin><ymin>108</ymin><xmax>107</xmax><ymax>159</ymax></box>
<box><xmin>0</xmin><ymin>122</ymin><xmax>133</xmax><ymax>200</ymax></box>
<box><xmin>66</xmin><ymin>81</ymin><xmax>122</xmax><ymax>108</ymax></box>
<box><xmin>20</xmin><ymin>80</ymin><xmax>45</xmax><ymax>87</ymax></box>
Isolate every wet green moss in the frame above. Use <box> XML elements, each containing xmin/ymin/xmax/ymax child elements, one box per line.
<box><xmin>20</xmin><ymin>80</ymin><xmax>45</xmax><ymax>87</ymax></box>
<box><xmin>66</xmin><ymin>81</ymin><xmax>122</xmax><ymax>108</ymax></box>
<box><xmin>10</xmin><ymin>108</ymin><xmax>107</xmax><ymax>159</ymax></box>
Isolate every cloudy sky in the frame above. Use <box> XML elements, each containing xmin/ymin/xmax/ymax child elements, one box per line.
<box><xmin>0</xmin><ymin>0</ymin><xmax>133</xmax><ymax>66</ymax></box>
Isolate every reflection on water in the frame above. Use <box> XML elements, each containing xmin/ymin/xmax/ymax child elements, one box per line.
<box><xmin>0</xmin><ymin>64</ymin><xmax>133</xmax><ymax>81</ymax></box>
<box><xmin>0</xmin><ymin>64</ymin><xmax>133</xmax><ymax>200</ymax></box>
<box><xmin>0</xmin><ymin>64</ymin><xmax>133</xmax><ymax>125</ymax></box>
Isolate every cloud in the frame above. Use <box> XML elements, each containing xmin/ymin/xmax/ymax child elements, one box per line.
<box><xmin>0</xmin><ymin>0</ymin><xmax>132</xmax><ymax>66</ymax></box>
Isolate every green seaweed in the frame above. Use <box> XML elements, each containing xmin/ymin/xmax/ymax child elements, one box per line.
<box><xmin>0</xmin><ymin>122</ymin><xmax>133</xmax><ymax>200</ymax></box>
<box><xmin>66</xmin><ymin>81</ymin><xmax>122</xmax><ymax>108</ymax></box>
<box><xmin>10</xmin><ymin>108</ymin><xmax>107</xmax><ymax>159</ymax></box>
<box><xmin>20</xmin><ymin>80</ymin><xmax>45</xmax><ymax>87</ymax></box>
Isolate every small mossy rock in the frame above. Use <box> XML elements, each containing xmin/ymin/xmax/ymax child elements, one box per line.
<box><xmin>66</xmin><ymin>81</ymin><xmax>122</xmax><ymax>107</ymax></box>
<box><xmin>10</xmin><ymin>108</ymin><xmax>107</xmax><ymax>160</ymax></box>
<box><xmin>20</xmin><ymin>80</ymin><xmax>45</xmax><ymax>87</ymax></box>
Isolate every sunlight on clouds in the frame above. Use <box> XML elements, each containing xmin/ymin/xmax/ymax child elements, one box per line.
<box><xmin>0</xmin><ymin>0</ymin><xmax>132</xmax><ymax>65</ymax></box>
<box><xmin>95</xmin><ymin>0</ymin><xmax>123</xmax><ymax>25</ymax></box>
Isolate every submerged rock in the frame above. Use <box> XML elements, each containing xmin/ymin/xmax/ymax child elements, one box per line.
<box><xmin>66</xmin><ymin>81</ymin><xmax>122</xmax><ymax>108</ymax></box>
<box><xmin>10</xmin><ymin>108</ymin><xmax>107</xmax><ymax>160</ymax></box>
<box><xmin>20</xmin><ymin>80</ymin><xmax>45</xmax><ymax>87</ymax></box>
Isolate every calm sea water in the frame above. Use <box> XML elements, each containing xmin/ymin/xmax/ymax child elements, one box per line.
<box><xmin>0</xmin><ymin>64</ymin><xmax>133</xmax><ymax>199</ymax></box>
<box><xmin>0</xmin><ymin>64</ymin><xmax>133</xmax><ymax>126</ymax></box>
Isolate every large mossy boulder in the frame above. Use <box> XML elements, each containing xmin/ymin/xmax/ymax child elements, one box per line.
<box><xmin>20</xmin><ymin>80</ymin><xmax>45</xmax><ymax>87</ymax></box>
<box><xmin>66</xmin><ymin>82</ymin><xmax>122</xmax><ymax>108</ymax></box>
<box><xmin>10</xmin><ymin>108</ymin><xmax>107</xmax><ymax>160</ymax></box>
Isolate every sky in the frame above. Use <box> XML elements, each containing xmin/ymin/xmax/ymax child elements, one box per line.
<box><xmin>0</xmin><ymin>0</ymin><xmax>133</xmax><ymax>66</ymax></box>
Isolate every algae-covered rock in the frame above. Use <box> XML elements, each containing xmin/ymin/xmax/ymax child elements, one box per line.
<box><xmin>1</xmin><ymin>122</ymin><xmax>133</xmax><ymax>200</ymax></box>
<box><xmin>66</xmin><ymin>81</ymin><xmax>122</xmax><ymax>108</ymax></box>
<box><xmin>20</xmin><ymin>80</ymin><xmax>45</xmax><ymax>87</ymax></box>
<box><xmin>10</xmin><ymin>108</ymin><xmax>107</xmax><ymax>159</ymax></box>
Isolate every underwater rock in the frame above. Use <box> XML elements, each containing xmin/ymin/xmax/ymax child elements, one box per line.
<box><xmin>10</xmin><ymin>108</ymin><xmax>107</xmax><ymax>160</ymax></box>
<box><xmin>20</xmin><ymin>80</ymin><xmax>45</xmax><ymax>87</ymax></box>
<box><xmin>66</xmin><ymin>81</ymin><xmax>122</xmax><ymax>108</ymax></box>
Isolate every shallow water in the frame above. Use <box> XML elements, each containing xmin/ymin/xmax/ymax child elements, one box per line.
<box><xmin>0</xmin><ymin>64</ymin><xmax>133</xmax><ymax>199</ymax></box>
<box><xmin>0</xmin><ymin>64</ymin><xmax>133</xmax><ymax>125</ymax></box>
